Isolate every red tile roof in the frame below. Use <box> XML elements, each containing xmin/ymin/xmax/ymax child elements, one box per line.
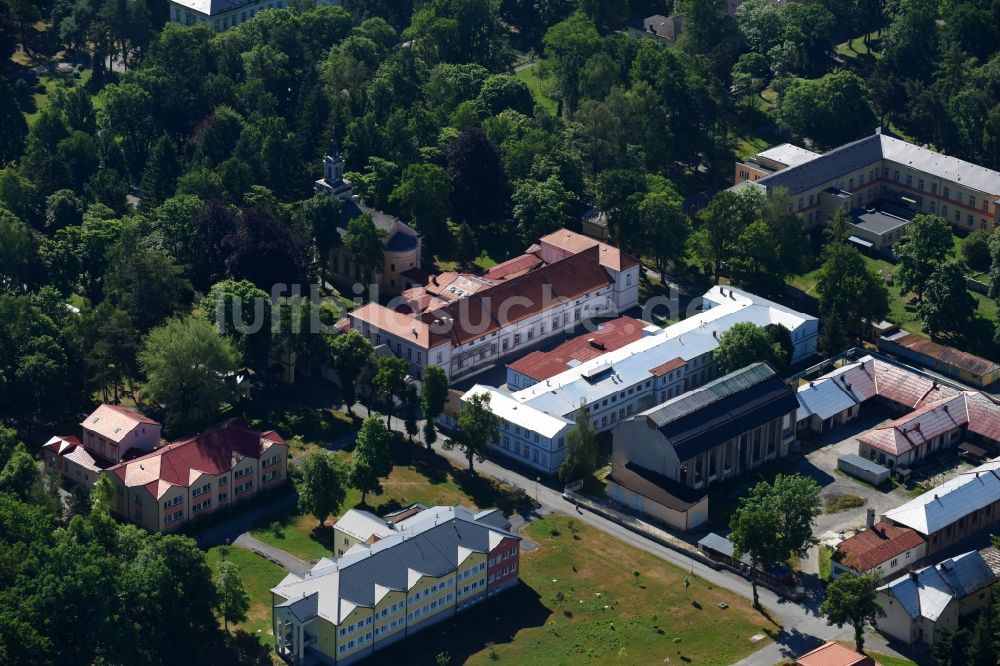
<box><xmin>649</xmin><ymin>357</ymin><xmax>687</xmax><ymax>377</ymax></box>
<box><xmin>796</xmin><ymin>641</ymin><xmax>875</xmax><ymax>666</ymax></box>
<box><xmin>483</xmin><ymin>253</ymin><xmax>543</xmax><ymax>281</ymax></box>
<box><xmin>506</xmin><ymin>316</ymin><xmax>646</xmax><ymax>382</ymax></box>
<box><xmin>422</xmin><ymin>246</ymin><xmax>614</xmax><ymax>347</ymax></box>
<box><xmin>834</xmin><ymin>521</ymin><xmax>925</xmax><ymax>573</ymax></box>
<box><xmin>538</xmin><ymin>228</ymin><xmax>640</xmax><ymax>271</ymax></box>
<box><xmin>109</xmin><ymin>419</ymin><xmax>284</xmax><ymax>498</ymax></box>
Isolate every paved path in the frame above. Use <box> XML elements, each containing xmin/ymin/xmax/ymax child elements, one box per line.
<box><xmin>353</xmin><ymin>407</ymin><xmax>919</xmax><ymax>664</ymax></box>
<box><xmin>194</xmin><ymin>491</ymin><xmax>299</xmax><ymax>548</ymax></box>
<box><xmin>234</xmin><ymin>533</ymin><xmax>312</xmax><ymax>574</ymax></box>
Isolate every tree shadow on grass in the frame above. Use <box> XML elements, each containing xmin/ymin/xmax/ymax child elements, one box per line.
<box><xmin>452</xmin><ymin>469</ymin><xmax>537</xmax><ymax>517</ymax></box>
<box><xmin>389</xmin><ymin>437</ymin><xmax>449</xmax><ymax>485</ymax></box>
<box><xmin>365</xmin><ymin>584</ymin><xmax>551</xmax><ymax>666</ymax></box>
<box><xmin>202</xmin><ymin>629</ymin><xmax>274</xmax><ymax>666</ymax></box>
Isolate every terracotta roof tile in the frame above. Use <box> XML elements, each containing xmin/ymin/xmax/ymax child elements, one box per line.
<box><xmin>507</xmin><ymin>316</ymin><xmax>646</xmax><ymax>382</ymax></box>
<box><xmin>796</xmin><ymin>641</ymin><xmax>875</xmax><ymax>666</ymax></box>
<box><xmin>538</xmin><ymin>228</ymin><xmax>639</xmax><ymax>271</ymax></box>
<box><xmin>834</xmin><ymin>521</ymin><xmax>925</xmax><ymax>573</ymax></box>
<box><xmin>649</xmin><ymin>357</ymin><xmax>687</xmax><ymax>377</ymax></box>
<box><xmin>421</xmin><ymin>245</ymin><xmax>614</xmax><ymax>347</ymax></box>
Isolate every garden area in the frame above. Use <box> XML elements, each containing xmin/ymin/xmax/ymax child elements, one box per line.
<box><xmin>365</xmin><ymin>515</ymin><xmax>776</xmax><ymax>666</ymax></box>
<box><xmin>206</xmin><ymin>545</ymin><xmax>287</xmax><ymax>649</ymax></box>
<box><xmin>251</xmin><ymin>437</ymin><xmax>536</xmax><ymax>562</ymax></box>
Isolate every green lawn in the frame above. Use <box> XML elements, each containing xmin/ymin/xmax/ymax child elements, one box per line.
<box><xmin>514</xmin><ymin>64</ymin><xmax>558</xmax><ymax>114</ymax></box>
<box><xmin>788</xmin><ymin>252</ymin><xmax>996</xmax><ymax>338</ymax></box>
<box><xmin>206</xmin><ymin>545</ymin><xmax>287</xmax><ymax>649</ymax></box>
<box><xmin>835</xmin><ymin>32</ymin><xmax>883</xmax><ymax>60</ymax></box>
<box><xmin>22</xmin><ymin>69</ymin><xmax>94</xmax><ymax>125</ymax></box>
<box><xmin>365</xmin><ymin>515</ymin><xmax>775</xmax><ymax>666</ymax></box>
<box><xmin>251</xmin><ymin>439</ymin><xmax>535</xmax><ymax>562</ymax></box>
<box><xmin>867</xmin><ymin>651</ymin><xmax>918</xmax><ymax>666</ymax></box>
<box><xmin>818</xmin><ymin>546</ymin><xmax>834</xmax><ymax>582</ymax></box>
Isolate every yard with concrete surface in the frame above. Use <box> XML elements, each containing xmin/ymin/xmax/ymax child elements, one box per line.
<box><xmin>364</xmin><ymin>515</ymin><xmax>776</xmax><ymax>666</ymax></box>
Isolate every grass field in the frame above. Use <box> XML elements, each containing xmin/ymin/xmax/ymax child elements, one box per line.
<box><xmin>206</xmin><ymin>545</ymin><xmax>287</xmax><ymax>648</ymax></box>
<box><xmin>867</xmin><ymin>650</ymin><xmax>918</xmax><ymax>666</ymax></box>
<box><xmin>818</xmin><ymin>546</ymin><xmax>834</xmax><ymax>582</ymax></box>
<box><xmin>787</xmin><ymin>252</ymin><xmax>997</xmax><ymax>338</ymax></box>
<box><xmin>515</xmin><ymin>63</ymin><xmax>558</xmax><ymax>114</ymax></box>
<box><xmin>365</xmin><ymin>515</ymin><xmax>775</xmax><ymax>666</ymax></box>
<box><xmin>251</xmin><ymin>439</ymin><xmax>534</xmax><ymax>562</ymax></box>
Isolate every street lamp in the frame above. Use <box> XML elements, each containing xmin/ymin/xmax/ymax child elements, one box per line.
<box><xmin>535</xmin><ymin>476</ymin><xmax>540</xmax><ymax>501</ymax></box>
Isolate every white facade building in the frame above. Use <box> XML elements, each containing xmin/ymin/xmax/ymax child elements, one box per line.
<box><xmin>168</xmin><ymin>0</ymin><xmax>339</xmax><ymax>32</ymax></box>
<box><xmin>463</xmin><ymin>286</ymin><xmax>817</xmax><ymax>474</ymax></box>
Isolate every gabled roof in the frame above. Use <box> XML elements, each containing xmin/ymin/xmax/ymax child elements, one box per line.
<box><xmin>108</xmin><ymin>419</ymin><xmax>283</xmax><ymax>499</ymax></box>
<box><xmin>834</xmin><ymin>521</ymin><xmax>925</xmax><ymax>573</ymax></box>
<box><xmin>333</xmin><ymin>509</ymin><xmax>396</xmax><ymax>543</ymax></box>
<box><xmin>271</xmin><ymin>505</ymin><xmax>519</xmax><ymax>624</ymax></box>
<box><xmin>421</xmin><ymin>246</ymin><xmax>613</xmax><ymax>347</ymax></box>
<box><xmin>796</xmin><ymin>641</ymin><xmax>874</xmax><ymax>666</ymax></box>
<box><xmin>754</xmin><ymin>130</ymin><xmax>1000</xmax><ymax>197</ymax></box>
<box><xmin>538</xmin><ymin>228</ymin><xmax>640</xmax><ymax>272</ymax></box>
<box><xmin>42</xmin><ymin>435</ymin><xmax>81</xmax><ymax>455</ymax></box>
<box><xmin>882</xmin><ymin>331</ymin><xmax>1000</xmax><ymax>378</ymax></box>
<box><xmin>878</xmin><ymin>551</ymin><xmax>998</xmax><ymax>622</ymax></box>
<box><xmin>81</xmin><ymin>404</ymin><xmax>159</xmax><ymax>443</ymax></box>
<box><xmin>858</xmin><ymin>394</ymin><xmax>968</xmax><ymax>457</ymax></box>
<box><xmin>797</xmin><ymin>356</ymin><xmax>878</xmax><ymax>422</ymax></box>
<box><xmin>884</xmin><ymin>460</ymin><xmax>1000</xmax><ymax>535</ymax></box>
<box><xmin>643</xmin><ymin>363</ymin><xmax>799</xmax><ymax>461</ymax></box>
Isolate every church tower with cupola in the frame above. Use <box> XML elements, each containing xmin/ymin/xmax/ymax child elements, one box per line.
<box><xmin>314</xmin><ymin>134</ymin><xmax>353</xmax><ymax>200</ymax></box>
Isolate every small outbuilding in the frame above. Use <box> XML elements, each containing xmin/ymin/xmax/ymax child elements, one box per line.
<box><xmin>838</xmin><ymin>453</ymin><xmax>891</xmax><ymax>486</ymax></box>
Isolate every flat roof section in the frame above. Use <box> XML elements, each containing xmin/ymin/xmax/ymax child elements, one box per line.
<box><xmin>852</xmin><ymin>210</ymin><xmax>910</xmax><ymax>236</ymax></box>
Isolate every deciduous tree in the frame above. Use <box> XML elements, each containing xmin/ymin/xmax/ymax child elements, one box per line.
<box><xmin>821</xmin><ymin>573</ymin><xmax>885</xmax><ymax>653</ymax></box>
<box><xmin>297</xmin><ymin>452</ymin><xmax>346</xmax><ymax>526</ymax></box>
<box><xmin>445</xmin><ymin>392</ymin><xmax>499</xmax><ymax>473</ymax></box>
<box><xmin>329</xmin><ymin>330</ymin><xmax>375</xmax><ymax>410</ymax></box>
<box><xmin>350</xmin><ymin>415</ymin><xmax>393</xmax><ymax>504</ymax></box>
<box><xmin>138</xmin><ymin>316</ymin><xmax>241</xmax><ymax>434</ymax></box>
<box><xmin>558</xmin><ymin>404</ymin><xmax>597</xmax><ymax>484</ymax></box>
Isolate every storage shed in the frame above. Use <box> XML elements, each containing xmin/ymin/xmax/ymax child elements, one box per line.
<box><xmin>838</xmin><ymin>453</ymin><xmax>891</xmax><ymax>485</ymax></box>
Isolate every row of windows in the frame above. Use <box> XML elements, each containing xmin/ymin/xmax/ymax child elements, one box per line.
<box><xmin>488</xmin><ymin>548</ymin><xmax>517</xmax><ymax>567</ymax></box>
<box><xmin>261</xmin><ymin>454</ymin><xmax>281</xmax><ymax>469</ymax></box>
<box><xmin>234</xmin><ymin>480</ymin><xmax>253</xmax><ymax>494</ymax></box>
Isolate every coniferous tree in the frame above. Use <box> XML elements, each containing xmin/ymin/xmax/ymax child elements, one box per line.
<box><xmin>140</xmin><ymin>134</ymin><xmax>182</xmax><ymax>210</ymax></box>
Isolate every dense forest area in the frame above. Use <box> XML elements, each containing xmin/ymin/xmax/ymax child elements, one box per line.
<box><xmin>1</xmin><ymin>0</ymin><xmax>1000</xmax><ymax>436</ymax></box>
<box><xmin>1</xmin><ymin>0</ymin><xmax>1000</xmax><ymax>662</ymax></box>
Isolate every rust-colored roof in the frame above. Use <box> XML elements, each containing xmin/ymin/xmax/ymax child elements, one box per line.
<box><xmin>872</xmin><ymin>359</ymin><xmax>960</xmax><ymax>408</ymax></box>
<box><xmin>649</xmin><ymin>357</ymin><xmax>687</xmax><ymax>377</ymax></box>
<box><xmin>538</xmin><ymin>228</ymin><xmax>639</xmax><ymax>271</ymax></box>
<box><xmin>422</xmin><ymin>246</ymin><xmax>614</xmax><ymax>347</ymax></box>
<box><xmin>483</xmin><ymin>253</ymin><xmax>543</xmax><ymax>281</ymax></box>
<box><xmin>884</xmin><ymin>332</ymin><xmax>1000</xmax><ymax>379</ymax></box>
<box><xmin>796</xmin><ymin>641</ymin><xmax>875</xmax><ymax>666</ymax></box>
<box><xmin>350</xmin><ymin>302</ymin><xmax>434</xmax><ymax>348</ymax></box>
<box><xmin>834</xmin><ymin>521</ymin><xmax>925</xmax><ymax>573</ymax></box>
<box><xmin>857</xmin><ymin>394</ymin><xmax>967</xmax><ymax>457</ymax></box>
<box><xmin>507</xmin><ymin>316</ymin><xmax>646</xmax><ymax>382</ymax></box>
<box><xmin>108</xmin><ymin>419</ymin><xmax>284</xmax><ymax>499</ymax></box>
<box><xmin>965</xmin><ymin>391</ymin><xmax>1000</xmax><ymax>442</ymax></box>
